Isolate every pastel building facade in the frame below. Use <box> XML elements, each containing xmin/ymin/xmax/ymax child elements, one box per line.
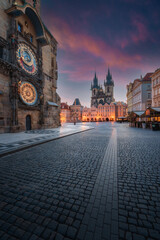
<box><xmin>82</xmin><ymin>102</ymin><xmax>127</xmax><ymax>122</ymax></box>
<box><xmin>60</xmin><ymin>98</ymin><xmax>83</xmax><ymax>123</ymax></box>
<box><xmin>126</xmin><ymin>73</ymin><xmax>152</xmax><ymax>113</ymax></box>
<box><xmin>151</xmin><ymin>69</ymin><xmax>160</xmax><ymax>107</ymax></box>
<box><xmin>60</xmin><ymin>103</ymin><xmax>71</xmax><ymax>123</ymax></box>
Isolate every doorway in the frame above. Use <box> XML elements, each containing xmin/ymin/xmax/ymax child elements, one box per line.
<box><xmin>26</xmin><ymin>115</ymin><xmax>31</xmax><ymax>131</ymax></box>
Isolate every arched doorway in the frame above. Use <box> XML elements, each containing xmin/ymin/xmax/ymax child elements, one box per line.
<box><xmin>106</xmin><ymin>118</ymin><xmax>109</xmax><ymax>121</ymax></box>
<box><xmin>26</xmin><ymin>115</ymin><xmax>31</xmax><ymax>131</ymax></box>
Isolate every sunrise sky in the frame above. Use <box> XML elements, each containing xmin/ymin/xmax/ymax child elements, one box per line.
<box><xmin>41</xmin><ymin>0</ymin><xmax>160</xmax><ymax>107</ymax></box>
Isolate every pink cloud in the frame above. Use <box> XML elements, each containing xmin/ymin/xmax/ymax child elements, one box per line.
<box><xmin>131</xmin><ymin>19</ymin><xmax>149</xmax><ymax>43</ymax></box>
<box><xmin>48</xmin><ymin>16</ymin><xmax>143</xmax><ymax>70</ymax></box>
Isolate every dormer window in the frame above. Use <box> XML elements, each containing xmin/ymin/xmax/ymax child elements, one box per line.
<box><xmin>18</xmin><ymin>23</ymin><xmax>23</xmax><ymax>33</ymax></box>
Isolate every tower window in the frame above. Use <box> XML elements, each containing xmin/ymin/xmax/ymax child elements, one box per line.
<box><xmin>18</xmin><ymin>23</ymin><xmax>23</xmax><ymax>33</ymax></box>
<box><xmin>107</xmin><ymin>87</ymin><xmax>109</xmax><ymax>93</ymax></box>
<box><xmin>30</xmin><ymin>35</ymin><xmax>33</xmax><ymax>43</ymax></box>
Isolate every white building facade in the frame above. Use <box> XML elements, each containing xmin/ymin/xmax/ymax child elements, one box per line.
<box><xmin>126</xmin><ymin>73</ymin><xmax>152</xmax><ymax>113</ymax></box>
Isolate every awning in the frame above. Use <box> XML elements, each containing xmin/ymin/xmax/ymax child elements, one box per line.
<box><xmin>151</xmin><ymin>108</ymin><xmax>160</xmax><ymax>112</ymax></box>
<box><xmin>133</xmin><ymin>111</ymin><xmax>145</xmax><ymax>116</ymax></box>
<box><xmin>47</xmin><ymin>101</ymin><xmax>58</xmax><ymax>107</ymax></box>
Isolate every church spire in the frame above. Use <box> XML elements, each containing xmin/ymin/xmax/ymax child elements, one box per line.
<box><xmin>92</xmin><ymin>72</ymin><xmax>99</xmax><ymax>89</ymax></box>
<box><xmin>105</xmin><ymin>67</ymin><xmax>114</xmax><ymax>86</ymax></box>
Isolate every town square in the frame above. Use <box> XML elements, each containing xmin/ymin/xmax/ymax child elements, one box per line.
<box><xmin>0</xmin><ymin>0</ymin><xmax>160</xmax><ymax>240</ymax></box>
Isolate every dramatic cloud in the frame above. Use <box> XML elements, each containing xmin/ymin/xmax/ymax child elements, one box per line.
<box><xmin>41</xmin><ymin>0</ymin><xmax>160</xmax><ymax>106</ymax></box>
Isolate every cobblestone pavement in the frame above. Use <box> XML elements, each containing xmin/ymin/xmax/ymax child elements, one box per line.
<box><xmin>0</xmin><ymin>123</ymin><xmax>93</xmax><ymax>157</ymax></box>
<box><xmin>117</xmin><ymin>125</ymin><xmax>160</xmax><ymax>240</ymax></box>
<box><xmin>0</xmin><ymin>123</ymin><xmax>160</xmax><ymax>240</ymax></box>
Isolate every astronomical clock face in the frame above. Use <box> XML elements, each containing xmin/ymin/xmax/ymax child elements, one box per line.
<box><xmin>20</xmin><ymin>82</ymin><xmax>38</xmax><ymax>106</ymax></box>
<box><xmin>16</xmin><ymin>43</ymin><xmax>38</xmax><ymax>75</ymax></box>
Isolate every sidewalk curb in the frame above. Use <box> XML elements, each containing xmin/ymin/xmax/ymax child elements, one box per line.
<box><xmin>0</xmin><ymin>127</ymin><xmax>94</xmax><ymax>158</ymax></box>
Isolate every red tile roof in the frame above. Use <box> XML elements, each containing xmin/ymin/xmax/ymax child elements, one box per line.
<box><xmin>142</xmin><ymin>73</ymin><xmax>153</xmax><ymax>81</ymax></box>
<box><xmin>61</xmin><ymin>103</ymin><xmax>70</xmax><ymax>110</ymax></box>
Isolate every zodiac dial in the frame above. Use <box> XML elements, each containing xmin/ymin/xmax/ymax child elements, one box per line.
<box><xmin>16</xmin><ymin>43</ymin><xmax>38</xmax><ymax>75</ymax></box>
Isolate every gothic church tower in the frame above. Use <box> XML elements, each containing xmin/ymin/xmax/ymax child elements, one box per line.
<box><xmin>104</xmin><ymin>68</ymin><xmax>115</xmax><ymax>104</ymax></box>
<box><xmin>91</xmin><ymin>72</ymin><xmax>100</xmax><ymax>107</ymax></box>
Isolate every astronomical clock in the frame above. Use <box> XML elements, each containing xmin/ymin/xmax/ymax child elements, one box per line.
<box><xmin>16</xmin><ymin>43</ymin><xmax>39</xmax><ymax>107</ymax></box>
<box><xmin>16</xmin><ymin>43</ymin><xmax>38</xmax><ymax>75</ymax></box>
<box><xmin>19</xmin><ymin>82</ymin><xmax>38</xmax><ymax>106</ymax></box>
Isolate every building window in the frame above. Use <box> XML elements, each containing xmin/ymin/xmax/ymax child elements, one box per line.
<box><xmin>51</xmin><ymin>58</ymin><xmax>54</xmax><ymax>67</ymax></box>
<box><xmin>148</xmin><ymin>93</ymin><xmax>151</xmax><ymax>99</ymax></box>
<box><xmin>0</xmin><ymin>47</ymin><xmax>3</xmax><ymax>59</ymax></box>
<box><xmin>18</xmin><ymin>22</ymin><xmax>23</xmax><ymax>33</ymax></box>
<box><xmin>30</xmin><ymin>35</ymin><xmax>33</xmax><ymax>43</ymax></box>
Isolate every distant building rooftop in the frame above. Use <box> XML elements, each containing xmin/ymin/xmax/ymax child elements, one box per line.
<box><xmin>142</xmin><ymin>73</ymin><xmax>153</xmax><ymax>81</ymax></box>
<box><xmin>61</xmin><ymin>102</ymin><xmax>70</xmax><ymax>110</ymax></box>
<box><xmin>73</xmin><ymin>98</ymin><xmax>81</xmax><ymax>106</ymax></box>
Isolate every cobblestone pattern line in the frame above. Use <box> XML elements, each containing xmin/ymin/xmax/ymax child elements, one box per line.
<box><xmin>0</xmin><ymin>124</ymin><xmax>112</xmax><ymax>240</ymax></box>
<box><xmin>117</xmin><ymin>126</ymin><xmax>160</xmax><ymax>240</ymax></box>
<box><xmin>77</xmin><ymin>127</ymin><xmax>118</xmax><ymax>240</ymax></box>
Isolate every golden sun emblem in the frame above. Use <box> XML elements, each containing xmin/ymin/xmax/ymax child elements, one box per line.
<box><xmin>19</xmin><ymin>82</ymin><xmax>38</xmax><ymax>106</ymax></box>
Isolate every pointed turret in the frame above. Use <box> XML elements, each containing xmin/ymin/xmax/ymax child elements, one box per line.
<box><xmin>104</xmin><ymin>68</ymin><xmax>114</xmax><ymax>86</ymax></box>
<box><xmin>91</xmin><ymin>72</ymin><xmax>100</xmax><ymax>89</ymax></box>
<box><xmin>104</xmin><ymin>68</ymin><xmax>115</xmax><ymax>104</ymax></box>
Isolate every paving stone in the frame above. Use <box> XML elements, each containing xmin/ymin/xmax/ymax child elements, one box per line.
<box><xmin>133</xmin><ymin>233</ymin><xmax>145</xmax><ymax>240</ymax></box>
<box><xmin>57</xmin><ymin>224</ymin><xmax>68</xmax><ymax>235</ymax></box>
<box><xmin>66</xmin><ymin>226</ymin><xmax>77</xmax><ymax>239</ymax></box>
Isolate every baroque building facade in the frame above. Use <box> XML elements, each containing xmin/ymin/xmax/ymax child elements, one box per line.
<box><xmin>0</xmin><ymin>0</ymin><xmax>60</xmax><ymax>133</ymax></box>
<box><xmin>126</xmin><ymin>73</ymin><xmax>152</xmax><ymax>114</ymax></box>
<box><xmin>60</xmin><ymin>102</ymin><xmax>71</xmax><ymax>123</ymax></box>
<box><xmin>60</xmin><ymin>99</ymin><xmax>83</xmax><ymax>123</ymax></box>
<box><xmin>82</xmin><ymin>102</ymin><xmax>127</xmax><ymax>122</ymax></box>
<box><xmin>151</xmin><ymin>68</ymin><xmax>160</xmax><ymax>107</ymax></box>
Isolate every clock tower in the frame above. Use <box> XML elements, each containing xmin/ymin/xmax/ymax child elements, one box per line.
<box><xmin>0</xmin><ymin>0</ymin><xmax>60</xmax><ymax>133</ymax></box>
